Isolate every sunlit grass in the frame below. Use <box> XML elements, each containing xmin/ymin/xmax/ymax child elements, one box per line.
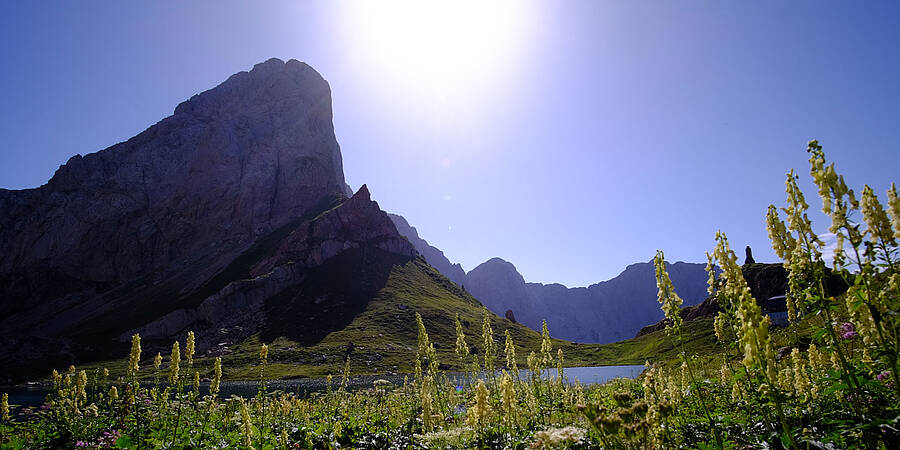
<box><xmin>1</xmin><ymin>141</ymin><xmax>896</xmax><ymax>448</ymax></box>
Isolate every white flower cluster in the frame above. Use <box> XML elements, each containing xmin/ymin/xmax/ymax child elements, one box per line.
<box><xmin>531</xmin><ymin>426</ymin><xmax>586</xmax><ymax>449</ymax></box>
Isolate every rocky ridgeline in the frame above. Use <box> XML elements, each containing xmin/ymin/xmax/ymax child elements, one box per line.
<box><xmin>128</xmin><ymin>184</ymin><xmax>415</xmax><ymax>352</ymax></box>
<box><xmin>464</xmin><ymin>258</ymin><xmax>710</xmax><ymax>343</ymax></box>
<box><xmin>385</xmin><ymin>216</ymin><xmax>713</xmax><ymax>344</ymax></box>
<box><xmin>387</xmin><ymin>214</ymin><xmax>467</xmax><ymax>286</ymax></box>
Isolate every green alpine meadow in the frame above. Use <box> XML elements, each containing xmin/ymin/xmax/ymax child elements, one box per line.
<box><xmin>1</xmin><ymin>142</ymin><xmax>898</xmax><ymax>447</ymax></box>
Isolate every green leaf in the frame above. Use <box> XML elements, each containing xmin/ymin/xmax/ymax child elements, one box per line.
<box><xmin>812</xmin><ymin>328</ymin><xmax>828</xmax><ymax>340</ymax></box>
<box><xmin>115</xmin><ymin>434</ymin><xmax>134</xmax><ymax>448</ymax></box>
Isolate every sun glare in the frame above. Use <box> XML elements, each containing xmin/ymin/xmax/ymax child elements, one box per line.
<box><xmin>345</xmin><ymin>0</ymin><xmax>528</xmax><ymax>92</ymax></box>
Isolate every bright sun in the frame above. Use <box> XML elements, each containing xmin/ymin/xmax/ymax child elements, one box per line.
<box><xmin>345</xmin><ymin>0</ymin><xmax>529</xmax><ymax>92</ymax></box>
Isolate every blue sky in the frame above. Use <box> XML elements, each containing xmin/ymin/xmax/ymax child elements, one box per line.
<box><xmin>1</xmin><ymin>1</ymin><xmax>898</xmax><ymax>287</ymax></box>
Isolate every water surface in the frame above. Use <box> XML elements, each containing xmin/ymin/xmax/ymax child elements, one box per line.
<box><xmin>3</xmin><ymin>365</ymin><xmax>645</xmax><ymax>412</ymax></box>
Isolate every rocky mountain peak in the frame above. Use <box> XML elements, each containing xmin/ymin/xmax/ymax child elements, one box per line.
<box><xmin>351</xmin><ymin>183</ymin><xmax>371</xmax><ymax>202</ymax></box>
<box><xmin>1</xmin><ymin>58</ymin><xmax>347</xmax><ymax>286</ymax></box>
<box><xmin>173</xmin><ymin>58</ymin><xmax>329</xmax><ymax>120</ymax></box>
<box><xmin>0</xmin><ymin>59</ymin><xmax>362</xmax><ymax>378</ymax></box>
<box><xmin>472</xmin><ymin>257</ymin><xmax>521</xmax><ymax>276</ymax></box>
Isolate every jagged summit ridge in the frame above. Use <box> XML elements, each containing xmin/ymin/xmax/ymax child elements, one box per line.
<box><xmin>387</xmin><ymin>213</ymin><xmax>467</xmax><ymax>286</ymax></box>
<box><xmin>126</xmin><ymin>184</ymin><xmax>417</xmax><ymax>349</ymax></box>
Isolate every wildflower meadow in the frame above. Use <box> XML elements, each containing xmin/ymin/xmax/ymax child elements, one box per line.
<box><xmin>1</xmin><ymin>141</ymin><xmax>897</xmax><ymax>448</ymax></box>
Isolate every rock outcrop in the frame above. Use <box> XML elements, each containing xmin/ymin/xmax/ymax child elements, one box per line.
<box><xmin>745</xmin><ymin>246</ymin><xmax>756</xmax><ymax>265</ymax></box>
<box><xmin>635</xmin><ymin>262</ymin><xmax>849</xmax><ymax>337</ymax></box>
<box><xmin>128</xmin><ymin>185</ymin><xmax>416</xmax><ymax>350</ymax></box>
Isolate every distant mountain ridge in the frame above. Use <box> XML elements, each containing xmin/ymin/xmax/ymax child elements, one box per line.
<box><xmin>387</xmin><ymin>214</ymin><xmax>467</xmax><ymax>286</ymax></box>
<box><xmin>389</xmin><ymin>216</ymin><xmax>710</xmax><ymax>343</ymax></box>
<box><xmin>467</xmin><ymin>257</ymin><xmax>710</xmax><ymax>343</ymax></box>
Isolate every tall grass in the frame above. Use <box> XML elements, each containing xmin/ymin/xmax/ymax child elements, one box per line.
<box><xmin>0</xmin><ymin>141</ymin><xmax>896</xmax><ymax>448</ymax></box>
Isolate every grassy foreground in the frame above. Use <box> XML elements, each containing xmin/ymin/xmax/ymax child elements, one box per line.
<box><xmin>1</xmin><ymin>141</ymin><xmax>898</xmax><ymax>448</ymax></box>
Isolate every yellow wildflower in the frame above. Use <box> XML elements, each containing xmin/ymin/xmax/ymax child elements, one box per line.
<box><xmin>807</xmin><ymin>343</ymin><xmax>824</xmax><ymax>372</ymax></box>
<box><xmin>454</xmin><ymin>313</ymin><xmax>469</xmax><ymax>361</ymax></box>
<box><xmin>557</xmin><ymin>348</ymin><xmax>565</xmax><ymax>382</ymax></box>
<box><xmin>420</xmin><ymin>375</ymin><xmax>436</xmax><ymax>431</ymax></box>
<box><xmin>128</xmin><ymin>333</ymin><xmax>141</xmax><ymax>376</ymax></box>
<box><xmin>791</xmin><ymin>348</ymin><xmax>810</xmax><ymax>399</ymax></box>
<box><xmin>483</xmin><ymin>308</ymin><xmax>496</xmax><ymax>373</ymax></box>
<box><xmin>540</xmin><ymin>320</ymin><xmax>553</xmax><ymax>369</ymax></box>
<box><xmin>714</xmin><ymin>312</ymin><xmax>726</xmax><ymax>341</ymax></box>
<box><xmin>861</xmin><ymin>185</ymin><xmax>896</xmax><ymax>246</ymax></box>
<box><xmin>341</xmin><ymin>355</ymin><xmax>350</xmax><ymax>388</ymax></box>
<box><xmin>466</xmin><ymin>380</ymin><xmax>491</xmax><ymax>428</ymax></box>
<box><xmin>887</xmin><ymin>183</ymin><xmax>900</xmax><ymax>241</ymax></box>
<box><xmin>766</xmin><ymin>205</ymin><xmax>798</xmax><ymax>261</ymax></box>
<box><xmin>705</xmin><ymin>251</ymin><xmax>717</xmax><ymax>295</ymax></box>
<box><xmin>185</xmin><ymin>331</ymin><xmax>195</xmax><ymax>368</ymax></box>
<box><xmin>714</xmin><ymin>232</ymin><xmax>778</xmax><ymax>386</ymax></box>
<box><xmin>527</xmin><ymin>351</ymin><xmax>539</xmax><ymax>380</ymax></box>
<box><xmin>654</xmin><ymin>251</ymin><xmax>683</xmax><ymax>334</ymax></box>
<box><xmin>210</xmin><ymin>357</ymin><xmax>222</xmax><ymax>398</ymax></box>
<box><xmin>500</xmin><ymin>371</ymin><xmax>517</xmax><ymax>425</ymax></box>
<box><xmin>504</xmin><ymin>330</ymin><xmax>518</xmax><ymax>375</ymax></box>
<box><xmin>239</xmin><ymin>398</ymin><xmax>254</xmax><ymax>448</ymax></box>
<box><xmin>76</xmin><ymin>370</ymin><xmax>87</xmax><ymax>402</ymax></box>
<box><xmin>845</xmin><ymin>290</ymin><xmax>878</xmax><ymax>346</ymax></box>
<box><xmin>169</xmin><ymin>341</ymin><xmax>181</xmax><ymax>385</ymax></box>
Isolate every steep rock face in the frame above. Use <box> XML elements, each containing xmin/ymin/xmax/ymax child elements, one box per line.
<box><xmin>0</xmin><ymin>59</ymin><xmax>383</xmax><ymax>380</ymax></box>
<box><xmin>387</xmin><ymin>214</ymin><xmax>467</xmax><ymax>286</ymax></box>
<box><xmin>0</xmin><ymin>58</ymin><xmax>347</xmax><ymax>316</ymax></box>
<box><xmin>466</xmin><ymin>258</ymin><xmax>710</xmax><ymax>343</ymax></box>
<box><xmin>128</xmin><ymin>185</ymin><xmax>416</xmax><ymax>350</ymax></box>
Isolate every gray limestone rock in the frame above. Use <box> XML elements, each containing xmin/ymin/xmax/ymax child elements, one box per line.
<box><xmin>0</xmin><ymin>58</ymin><xmax>347</xmax><ymax>312</ymax></box>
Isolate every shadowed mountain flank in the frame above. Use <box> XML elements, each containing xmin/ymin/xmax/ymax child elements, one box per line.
<box><xmin>0</xmin><ymin>59</ymin><xmax>444</xmax><ymax>381</ymax></box>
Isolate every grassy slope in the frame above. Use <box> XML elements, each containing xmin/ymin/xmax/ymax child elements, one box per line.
<box><xmin>81</xmin><ymin>257</ymin><xmax>722</xmax><ymax>382</ymax></box>
<box><xmin>224</xmin><ymin>258</ymin><xmax>726</xmax><ymax>380</ymax></box>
